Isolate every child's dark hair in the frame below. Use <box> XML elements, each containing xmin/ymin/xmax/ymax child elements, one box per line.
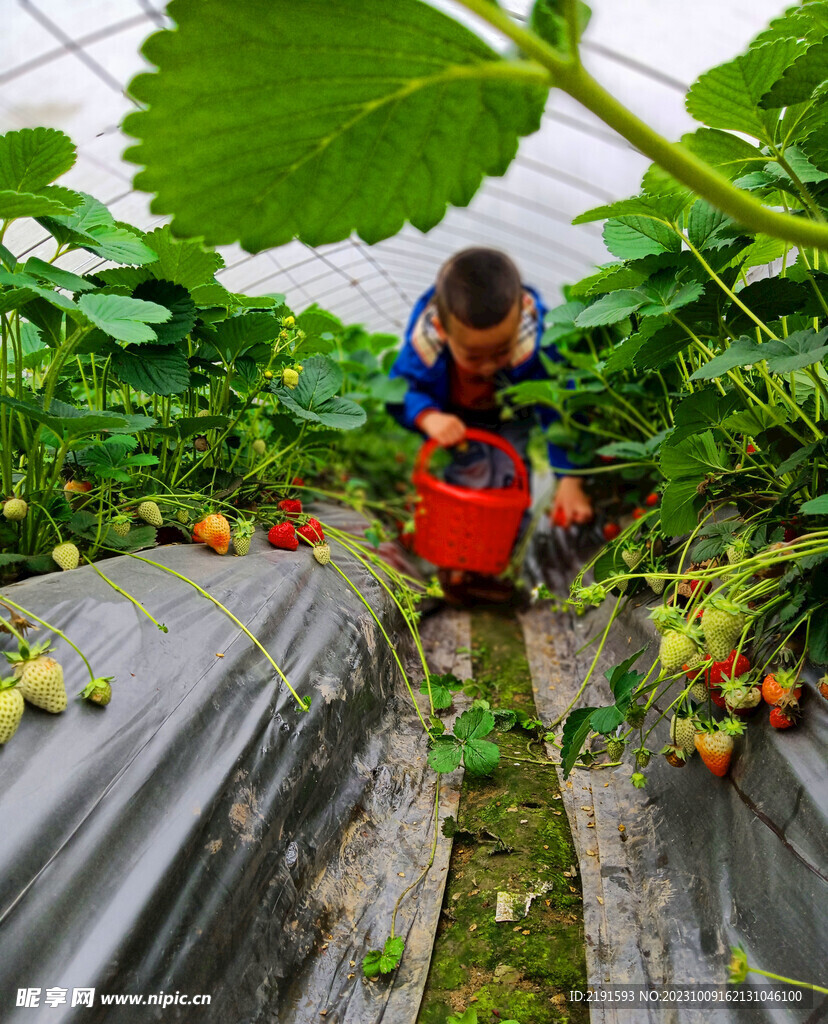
<box><xmin>435</xmin><ymin>248</ymin><xmax>521</xmax><ymax>329</ymax></box>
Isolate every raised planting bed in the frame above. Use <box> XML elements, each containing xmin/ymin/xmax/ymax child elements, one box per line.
<box><xmin>0</xmin><ymin>507</ymin><xmax>458</xmax><ymax>1024</ymax></box>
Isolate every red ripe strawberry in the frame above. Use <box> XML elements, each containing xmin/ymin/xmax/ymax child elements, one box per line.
<box><xmin>761</xmin><ymin>669</ymin><xmax>801</xmax><ymax>706</ymax></box>
<box><xmin>599</xmin><ymin>454</ymin><xmax>616</xmax><ymax>464</ymax></box>
<box><xmin>632</xmin><ymin>507</ymin><xmax>645</xmax><ymax>519</ymax></box>
<box><xmin>783</xmin><ymin>527</ymin><xmax>799</xmax><ymax>542</ymax></box>
<box><xmin>553</xmin><ymin>506</ymin><xmax>569</xmax><ymax>528</ymax></box>
<box><xmin>709</xmin><ymin>651</ymin><xmax>750</xmax><ymax>686</ymax></box>
<box><xmin>709</xmin><ymin>685</ymin><xmax>728</xmax><ymax>709</ymax></box>
<box><xmin>644</xmin><ymin>492</ymin><xmax>659</xmax><ymax>507</ymax></box>
<box><xmin>268</xmin><ymin>522</ymin><xmax>298</xmax><ymax>551</ymax></box>
<box><xmin>769</xmin><ymin>704</ymin><xmax>799</xmax><ymax>729</ymax></box>
<box><xmin>602</xmin><ymin>522</ymin><xmax>621</xmax><ymax>541</ymax></box>
<box><xmin>746</xmin><ymin>444</ymin><xmax>757</xmax><ymax>454</ymax></box>
<box><xmin>278</xmin><ymin>499</ymin><xmax>303</xmax><ymax>516</ymax></box>
<box><xmin>297</xmin><ymin>517</ymin><xmax>324</xmax><ymax>543</ymax></box>
<box><xmin>192</xmin><ymin>514</ymin><xmax>231</xmax><ymax>555</ymax></box>
<box><xmin>291</xmin><ymin>477</ymin><xmax>305</xmax><ymax>486</ymax></box>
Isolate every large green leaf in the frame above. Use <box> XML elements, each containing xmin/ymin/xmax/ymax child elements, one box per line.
<box><xmin>0</xmin><ymin>187</ymin><xmax>81</xmax><ymax>219</ymax></box>
<box><xmin>560</xmin><ymin>706</ymin><xmax>596</xmax><ymax>779</ymax></box>
<box><xmin>143</xmin><ymin>225</ymin><xmax>224</xmax><ymax>289</ymax></box>
<box><xmin>690</xmin><ymin>336</ymin><xmax>761</xmax><ymax>380</ymax></box>
<box><xmin>669</xmin><ymin>389</ymin><xmax>741</xmax><ymax>444</ymax></box>
<box><xmin>685</xmin><ymin>38</ymin><xmax>801</xmax><ymax>140</ymax></box>
<box><xmin>0</xmin><ymin>396</ymin><xmax>134</xmax><ymax>438</ymax></box>
<box><xmin>0</xmin><ymin>270</ymin><xmax>78</xmax><ymax>313</ymax></box>
<box><xmin>602</xmin><ymin>216</ymin><xmax>679</xmax><ymax>260</ymax></box>
<box><xmin>428</xmin><ymin>736</ymin><xmax>463</xmax><ymax>773</ymax></box>
<box><xmin>124</xmin><ymin>0</ymin><xmax>548</xmax><ymax>249</ymax></box>
<box><xmin>0</xmin><ymin>128</ymin><xmax>76</xmax><ymax>192</ymax></box>
<box><xmin>660</xmin><ymin>477</ymin><xmax>704</xmax><ymax>534</ymax></box>
<box><xmin>24</xmin><ymin>257</ymin><xmax>96</xmax><ymax>293</ymax></box>
<box><xmin>111</xmin><ymin>345</ymin><xmax>191</xmax><ymax>395</ymax></box>
<box><xmin>38</xmin><ymin>193</ymin><xmax>158</xmax><ymax>265</ymax></box>
<box><xmin>574</xmin><ymin>290</ymin><xmax>643</xmax><ymax>328</ymax></box>
<box><xmin>132</xmin><ymin>279</ymin><xmax>197</xmax><ymax>344</ymax></box>
<box><xmin>761</xmin><ymin>327</ymin><xmax>828</xmax><ymax>373</ymax></box>
<box><xmin>78</xmin><ymin>293</ymin><xmax>171</xmax><ymax>345</ymax></box>
<box><xmin>661</xmin><ymin>431</ymin><xmax>728</xmax><ymax>479</ymax></box>
<box><xmin>761</xmin><ymin>38</ymin><xmax>828</xmax><ymax>108</ymax></box>
<box><xmin>635</xmin><ymin>276</ymin><xmax>704</xmax><ymax>318</ymax></box>
<box><xmin>213</xmin><ymin>311</ymin><xmax>281</xmax><ymax>361</ymax></box>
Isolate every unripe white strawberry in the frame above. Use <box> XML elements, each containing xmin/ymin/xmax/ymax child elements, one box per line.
<box><xmin>312</xmin><ymin>542</ymin><xmax>331</xmax><ymax>565</ymax></box>
<box><xmin>111</xmin><ymin>517</ymin><xmax>131</xmax><ymax>537</ymax></box>
<box><xmin>52</xmin><ymin>542</ymin><xmax>79</xmax><ymax>571</ymax></box>
<box><xmin>3</xmin><ymin>498</ymin><xmax>28</xmax><ymax>521</ymax></box>
<box><xmin>670</xmin><ymin>715</ymin><xmax>696</xmax><ymax>755</ymax></box>
<box><xmin>252</xmin><ymin>439</ymin><xmax>267</xmax><ymax>456</ymax></box>
<box><xmin>659</xmin><ymin>629</ymin><xmax>700</xmax><ymax>674</ymax></box>
<box><xmin>645</xmin><ymin>574</ymin><xmax>665</xmax><ymax>594</ymax></box>
<box><xmin>137</xmin><ymin>501</ymin><xmax>163</xmax><ymax>527</ymax></box>
<box><xmin>14</xmin><ymin>656</ymin><xmax>67</xmax><ymax>713</ymax></box>
<box><xmin>0</xmin><ymin>685</ymin><xmax>24</xmax><ymax>743</ymax></box>
<box><xmin>702</xmin><ymin>598</ymin><xmax>748</xmax><ymax>661</ymax></box>
<box><xmin>281</xmin><ymin>368</ymin><xmax>300</xmax><ymax>389</ymax></box>
<box><xmin>621</xmin><ymin>546</ymin><xmax>644</xmax><ymax>569</ymax></box>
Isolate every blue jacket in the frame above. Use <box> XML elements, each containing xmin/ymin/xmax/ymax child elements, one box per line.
<box><xmin>387</xmin><ymin>284</ymin><xmax>575</xmax><ymax>475</ymax></box>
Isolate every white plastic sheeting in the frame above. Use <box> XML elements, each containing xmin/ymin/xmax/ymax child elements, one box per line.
<box><xmin>1</xmin><ymin>0</ymin><xmax>792</xmax><ymax>331</ymax></box>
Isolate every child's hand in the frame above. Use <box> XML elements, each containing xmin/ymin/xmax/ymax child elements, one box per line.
<box><xmin>551</xmin><ymin>476</ymin><xmax>593</xmax><ymax>528</ymax></box>
<box><xmin>419</xmin><ymin>411</ymin><xmax>467</xmax><ymax>447</ymax></box>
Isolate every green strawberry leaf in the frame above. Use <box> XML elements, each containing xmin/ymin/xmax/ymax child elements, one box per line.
<box><xmin>686</xmin><ymin>38</ymin><xmax>802</xmax><ymax>140</ymax></box>
<box><xmin>560</xmin><ymin>706</ymin><xmax>597</xmax><ymax>779</ymax></box>
<box><xmin>453</xmin><ymin>707</ymin><xmax>495</xmax><ymax>742</ymax></box>
<box><xmin>574</xmin><ymin>290</ymin><xmax>644</xmax><ymax>327</ymax></box>
<box><xmin>428</xmin><ymin>736</ymin><xmax>463</xmax><ymax>774</ymax></box>
<box><xmin>463</xmin><ymin>738</ymin><xmax>500</xmax><ymax>776</ymax></box>
<box><xmin>143</xmin><ymin>224</ymin><xmax>224</xmax><ymax>289</ymax></box>
<box><xmin>761</xmin><ymin>327</ymin><xmax>828</xmax><ymax>373</ymax></box>
<box><xmin>379</xmin><ymin>936</ymin><xmax>405</xmax><ymax>974</ymax></box>
<box><xmin>660</xmin><ymin>477</ymin><xmax>704</xmax><ymax>534</ymax></box>
<box><xmin>799</xmin><ymin>494</ymin><xmax>828</xmax><ymax>515</ymax></box>
<box><xmin>362</xmin><ymin>950</ymin><xmax>383</xmax><ymax>979</ymax></box>
<box><xmin>78</xmin><ymin>293</ymin><xmax>171</xmax><ymax>345</ymax></box>
<box><xmin>124</xmin><ymin>0</ymin><xmax>547</xmax><ymax>250</ymax></box>
<box><xmin>690</xmin><ymin>336</ymin><xmax>761</xmax><ymax>380</ymax></box>
<box><xmin>589</xmin><ymin>705</ymin><xmax>627</xmax><ymax>735</ymax></box>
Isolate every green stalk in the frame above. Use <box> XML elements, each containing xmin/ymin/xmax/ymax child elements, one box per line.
<box><xmin>455</xmin><ymin>0</ymin><xmax>828</xmax><ymax>250</ymax></box>
<box><xmin>86</xmin><ymin>558</ymin><xmax>169</xmax><ymax>633</ymax></box>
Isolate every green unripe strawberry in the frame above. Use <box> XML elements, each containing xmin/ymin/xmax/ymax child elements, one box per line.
<box><xmin>669</xmin><ymin>714</ymin><xmax>696</xmax><ymax>755</ymax></box>
<box><xmin>81</xmin><ymin>676</ymin><xmax>113</xmax><ymax>706</ymax></box>
<box><xmin>702</xmin><ymin>598</ymin><xmax>748</xmax><ymax>661</ymax></box>
<box><xmin>3</xmin><ymin>498</ymin><xmax>28</xmax><ymax>521</ymax></box>
<box><xmin>252</xmin><ymin>438</ymin><xmax>267</xmax><ymax>456</ymax></box>
<box><xmin>690</xmin><ymin>680</ymin><xmax>708</xmax><ymax>702</ymax></box>
<box><xmin>312</xmin><ymin>542</ymin><xmax>331</xmax><ymax>565</ymax></box>
<box><xmin>606</xmin><ymin>738</ymin><xmax>624</xmax><ymax>761</ymax></box>
<box><xmin>634</xmin><ymin>748</ymin><xmax>651</xmax><ymax>768</ymax></box>
<box><xmin>52</xmin><ymin>542</ymin><xmax>80</xmax><ymax>571</ymax></box>
<box><xmin>15</xmin><ymin>656</ymin><xmax>67</xmax><ymax>713</ymax></box>
<box><xmin>621</xmin><ymin>546</ymin><xmax>644</xmax><ymax>570</ymax></box>
<box><xmin>659</xmin><ymin>628</ymin><xmax>700</xmax><ymax>674</ymax></box>
<box><xmin>111</xmin><ymin>517</ymin><xmax>131</xmax><ymax>537</ymax></box>
<box><xmin>625</xmin><ymin>703</ymin><xmax>647</xmax><ymax>728</ymax></box>
<box><xmin>137</xmin><ymin>501</ymin><xmax>163</xmax><ymax>527</ymax></box>
<box><xmin>645</xmin><ymin>574</ymin><xmax>665</xmax><ymax>595</ymax></box>
<box><xmin>233</xmin><ymin>534</ymin><xmax>251</xmax><ymax>556</ymax></box>
<box><xmin>176</xmin><ymin>508</ymin><xmax>190</xmax><ymax>525</ymax></box>
<box><xmin>0</xmin><ymin>683</ymin><xmax>24</xmax><ymax>743</ymax></box>
<box><xmin>282</xmin><ymin>368</ymin><xmax>300</xmax><ymax>389</ymax></box>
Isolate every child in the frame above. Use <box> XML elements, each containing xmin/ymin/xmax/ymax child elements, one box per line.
<box><xmin>387</xmin><ymin>248</ymin><xmax>593</xmax><ymax>572</ymax></box>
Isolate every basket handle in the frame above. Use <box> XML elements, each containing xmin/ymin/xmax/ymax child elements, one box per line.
<box><xmin>414</xmin><ymin>427</ymin><xmax>529</xmax><ymax>493</ymax></box>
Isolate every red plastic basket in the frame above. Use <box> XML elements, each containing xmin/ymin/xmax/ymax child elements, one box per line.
<box><xmin>411</xmin><ymin>428</ymin><xmax>531</xmax><ymax>575</ymax></box>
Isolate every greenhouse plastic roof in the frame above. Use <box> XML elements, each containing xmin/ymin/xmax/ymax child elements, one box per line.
<box><xmin>2</xmin><ymin>0</ymin><xmax>793</xmax><ymax>333</ymax></box>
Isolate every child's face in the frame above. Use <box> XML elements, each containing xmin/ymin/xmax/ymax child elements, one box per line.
<box><xmin>437</xmin><ymin>300</ymin><xmax>522</xmax><ymax>378</ymax></box>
